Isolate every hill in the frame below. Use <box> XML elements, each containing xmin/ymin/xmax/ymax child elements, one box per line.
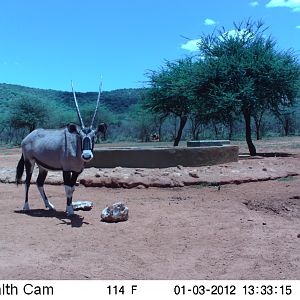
<box><xmin>0</xmin><ymin>83</ymin><xmax>144</xmax><ymax>115</ymax></box>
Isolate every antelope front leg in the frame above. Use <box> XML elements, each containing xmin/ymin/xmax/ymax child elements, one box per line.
<box><xmin>65</xmin><ymin>185</ymin><xmax>75</xmax><ymax>216</ymax></box>
<box><xmin>37</xmin><ymin>167</ymin><xmax>55</xmax><ymax>210</ymax></box>
<box><xmin>63</xmin><ymin>171</ymin><xmax>80</xmax><ymax>216</ymax></box>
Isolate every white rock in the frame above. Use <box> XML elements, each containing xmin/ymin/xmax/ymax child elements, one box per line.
<box><xmin>101</xmin><ymin>202</ymin><xmax>129</xmax><ymax>223</ymax></box>
<box><xmin>72</xmin><ymin>201</ymin><xmax>93</xmax><ymax>211</ymax></box>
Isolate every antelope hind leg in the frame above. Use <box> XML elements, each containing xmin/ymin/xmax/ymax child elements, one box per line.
<box><xmin>23</xmin><ymin>159</ymin><xmax>34</xmax><ymax>211</ymax></box>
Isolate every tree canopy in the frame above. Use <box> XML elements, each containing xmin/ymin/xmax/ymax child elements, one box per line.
<box><xmin>8</xmin><ymin>95</ymin><xmax>50</xmax><ymax>132</ymax></box>
<box><xmin>197</xmin><ymin>20</ymin><xmax>300</xmax><ymax>155</ymax></box>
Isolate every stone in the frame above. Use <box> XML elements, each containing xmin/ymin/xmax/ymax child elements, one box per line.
<box><xmin>113</xmin><ymin>167</ymin><xmax>123</xmax><ymax>172</ymax></box>
<box><xmin>101</xmin><ymin>202</ymin><xmax>129</xmax><ymax>223</ymax></box>
<box><xmin>72</xmin><ymin>201</ymin><xmax>93</xmax><ymax>211</ymax></box>
<box><xmin>173</xmin><ymin>172</ymin><xmax>182</xmax><ymax>177</ymax></box>
<box><xmin>189</xmin><ymin>171</ymin><xmax>199</xmax><ymax>178</ymax></box>
<box><xmin>95</xmin><ymin>171</ymin><xmax>104</xmax><ymax>178</ymax></box>
<box><xmin>136</xmin><ymin>184</ymin><xmax>146</xmax><ymax>189</ymax></box>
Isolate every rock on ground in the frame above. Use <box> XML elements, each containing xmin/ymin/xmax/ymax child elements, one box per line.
<box><xmin>101</xmin><ymin>202</ymin><xmax>129</xmax><ymax>222</ymax></box>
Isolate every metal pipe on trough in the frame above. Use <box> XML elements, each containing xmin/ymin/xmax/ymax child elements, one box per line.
<box><xmin>187</xmin><ymin>140</ymin><xmax>231</xmax><ymax>147</ymax></box>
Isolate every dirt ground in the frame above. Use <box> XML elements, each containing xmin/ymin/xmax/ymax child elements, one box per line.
<box><xmin>0</xmin><ymin>137</ymin><xmax>300</xmax><ymax>280</ymax></box>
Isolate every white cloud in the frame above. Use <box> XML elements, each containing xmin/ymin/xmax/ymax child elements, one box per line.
<box><xmin>181</xmin><ymin>39</ymin><xmax>201</xmax><ymax>52</ymax></box>
<box><xmin>296</xmin><ymin>25</ymin><xmax>300</xmax><ymax>29</ymax></box>
<box><xmin>181</xmin><ymin>29</ymin><xmax>252</xmax><ymax>52</ymax></box>
<box><xmin>266</xmin><ymin>0</ymin><xmax>300</xmax><ymax>12</ymax></box>
<box><xmin>249</xmin><ymin>1</ymin><xmax>259</xmax><ymax>7</ymax></box>
<box><xmin>204</xmin><ymin>18</ymin><xmax>217</xmax><ymax>26</ymax></box>
<box><xmin>220</xmin><ymin>29</ymin><xmax>254</xmax><ymax>41</ymax></box>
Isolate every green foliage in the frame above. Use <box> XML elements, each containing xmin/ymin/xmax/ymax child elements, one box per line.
<box><xmin>0</xmin><ymin>83</ymin><xmax>142</xmax><ymax>116</ymax></box>
<box><xmin>8</xmin><ymin>94</ymin><xmax>50</xmax><ymax>132</ymax></box>
<box><xmin>145</xmin><ymin>57</ymin><xmax>196</xmax><ymax>117</ymax></box>
<box><xmin>128</xmin><ymin>103</ymin><xmax>158</xmax><ymax>142</ymax></box>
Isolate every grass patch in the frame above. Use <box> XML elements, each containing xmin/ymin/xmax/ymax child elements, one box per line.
<box><xmin>193</xmin><ymin>182</ymin><xmax>221</xmax><ymax>189</ymax></box>
<box><xmin>291</xmin><ymin>143</ymin><xmax>300</xmax><ymax>149</ymax></box>
<box><xmin>277</xmin><ymin>176</ymin><xmax>297</xmax><ymax>182</ymax></box>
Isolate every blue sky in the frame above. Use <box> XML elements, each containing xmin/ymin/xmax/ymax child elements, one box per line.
<box><xmin>0</xmin><ymin>0</ymin><xmax>300</xmax><ymax>92</ymax></box>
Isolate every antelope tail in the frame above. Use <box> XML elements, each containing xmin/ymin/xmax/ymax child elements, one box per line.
<box><xmin>16</xmin><ymin>154</ymin><xmax>25</xmax><ymax>185</ymax></box>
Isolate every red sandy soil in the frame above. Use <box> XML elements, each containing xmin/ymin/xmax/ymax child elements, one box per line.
<box><xmin>0</xmin><ymin>137</ymin><xmax>300</xmax><ymax>280</ymax></box>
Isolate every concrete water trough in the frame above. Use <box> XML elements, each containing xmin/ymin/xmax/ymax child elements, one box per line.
<box><xmin>87</xmin><ymin>144</ymin><xmax>239</xmax><ymax>168</ymax></box>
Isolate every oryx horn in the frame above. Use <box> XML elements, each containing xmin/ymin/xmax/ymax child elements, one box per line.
<box><xmin>90</xmin><ymin>77</ymin><xmax>103</xmax><ymax>129</ymax></box>
<box><xmin>71</xmin><ymin>81</ymin><xmax>85</xmax><ymax>128</ymax></box>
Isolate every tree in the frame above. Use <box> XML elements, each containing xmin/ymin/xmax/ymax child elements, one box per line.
<box><xmin>127</xmin><ymin>103</ymin><xmax>157</xmax><ymax>142</ymax></box>
<box><xmin>274</xmin><ymin>106</ymin><xmax>296</xmax><ymax>136</ymax></box>
<box><xmin>189</xmin><ymin>112</ymin><xmax>202</xmax><ymax>140</ymax></box>
<box><xmin>145</xmin><ymin>57</ymin><xmax>196</xmax><ymax>146</ymax></box>
<box><xmin>198</xmin><ymin>20</ymin><xmax>300</xmax><ymax>155</ymax></box>
<box><xmin>8</xmin><ymin>94</ymin><xmax>50</xmax><ymax>133</ymax></box>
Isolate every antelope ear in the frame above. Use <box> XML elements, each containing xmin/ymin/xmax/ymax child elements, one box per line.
<box><xmin>67</xmin><ymin>123</ymin><xmax>80</xmax><ymax>134</ymax></box>
<box><xmin>97</xmin><ymin>123</ymin><xmax>107</xmax><ymax>134</ymax></box>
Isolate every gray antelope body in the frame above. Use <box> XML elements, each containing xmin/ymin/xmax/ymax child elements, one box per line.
<box><xmin>16</xmin><ymin>82</ymin><xmax>106</xmax><ymax>216</ymax></box>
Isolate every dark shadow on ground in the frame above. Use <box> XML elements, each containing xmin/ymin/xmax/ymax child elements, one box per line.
<box><xmin>14</xmin><ymin>209</ymin><xmax>90</xmax><ymax>227</ymax></box>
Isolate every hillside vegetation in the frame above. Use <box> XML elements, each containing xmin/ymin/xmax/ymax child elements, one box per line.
<box><xmin>0</xmin><ymin>83</ymin><xmax>142</xmax><ymax>115</ymax></box>
<box><xmin>1</xmin><ymin>81</ymin><xmax>299</xmax><ymax>146</ymax></box>
<box><xmin>0</xmin><ymin>83</ymin><xmax>148</xmax><ymax>144</ymax></box>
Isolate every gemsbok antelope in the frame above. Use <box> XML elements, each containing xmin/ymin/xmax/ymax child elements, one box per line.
<box><xmin>16</xmin><ymin>81</ymin><xmax>106</xmax><ymax>216</ymax></box>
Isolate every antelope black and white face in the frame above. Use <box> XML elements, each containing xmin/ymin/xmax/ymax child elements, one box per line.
<box><xmin>70</xmin><ymin>80</ymin><xmax>106</xmax><ymax>162</ymax></box>
<box><xmin>79</xmin><ymin>127</ymin><xmax>96</xmax><ymax>162</ymax></box>
<box><xmin>67</xmin><ymin>123</ymin><xmax>107</xmax><ymax>162</ymax></box>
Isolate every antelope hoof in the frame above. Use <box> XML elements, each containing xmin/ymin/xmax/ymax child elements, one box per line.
<box><xmin>23</xmin><ymin>202</ymin><xmax>30</xmax><ymax>211</ymax></box>
<box><xmin>46</xmin><ymin>202</ymin><xmax>56</xmax><ymax>211</ymax></box>
<box><xmin>66</xmin><ymin>205</ymin><xmax>74</xmax><ymax>216</ymax></box>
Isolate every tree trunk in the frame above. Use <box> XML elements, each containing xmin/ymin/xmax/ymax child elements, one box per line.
<box><xmin>190</xmin><ymin>115</ymin><xmax>202</xmax><ymax>140</ymax></box>
<box><xmin>214</xmin><ymin>124</ymin><xmax>218</xmax><ymax>138</ymax></box>
<box><xmin>173</xmin><ymin>116</ymin><xmax>187</xmax><ymax>146</ymax></box>
<box><xmin>158</xmin><ymin>124</ymin><xmax>162</xmax><ymax>141</ymax></box>
<box><xmin>29</xmin><ymin>124</ymin><xmax>36</xmax><ymax>133</ymax></box>
<box><xmin>254</xmin><ymin>117</ymin><xmax>260</xmax><ymax>140</ymax></box>
<box><xmin>228</xmin><ymin>119</ymin><xmax>233</xmax><ymax>140</ymax></box>
<box><xmin>284</xmin><ymin>118</ymin><xmax>289</xmax><ymax>136</ymax></box>
<box><xmin>172</xmin><ymin>116</ymin><xmax>177</xmax><ymax>140</ymax></box>
<box><xmin>195</xmin><ymin>128</ymin><xmax>200</xmax><ymax>140</ymax></box>
<box><xmin>158</xmin><ymin>115</ymin><xmax>166</xmax><ymax>142</ymax></box>
<box><xmin>243</xmin><ymin>111</ymin><xmax>256</xmax><ymax>156</ymax></box>
<box><xmin>191</xmin><ymin>127</ymin><xmax>198</xmax><ymax>140</ymax></box>
<box><xmin>256</xmin><ymin>129</ymin><xmax>260</xmax><ymax>140</ymax></box>
<box><xmin>253</xmin><ymin>112</ymin><xmax>264</xmax><ymax>141</ymax></box>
